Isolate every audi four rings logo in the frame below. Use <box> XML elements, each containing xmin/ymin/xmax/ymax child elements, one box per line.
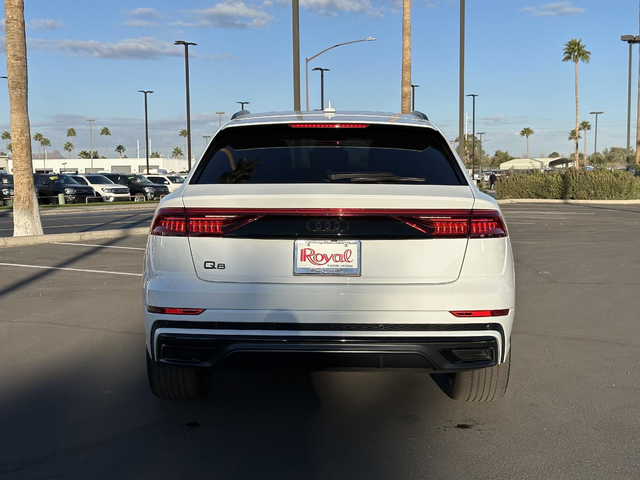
<box><xmin>306</xmin><ymin>218</ymin><xmax>350</xmax><ymax>233</ymax></box>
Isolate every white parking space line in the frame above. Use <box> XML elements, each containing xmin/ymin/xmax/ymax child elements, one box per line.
<box><xmin>55</xmin><ymin>242</ymin><xmax>146</xmax><ymax>251</ymax></box>
<box><xmin>0</xmin><ymin>263</ymin><xmax>142</xmax><ymax>276</ymax></box>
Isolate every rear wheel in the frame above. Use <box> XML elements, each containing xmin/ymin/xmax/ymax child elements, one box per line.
<box><xmin>146</xmin><ymin>354</ymin><xmax>210</xmax><ymax>400</ymax></box>
<box><xmin>133</xmin><ymin>193</ymin><xmax>146</xmax><ymax>202</ymax></box>
<box><xmin>440</xmin><ymin>351</ymin><xmax>511</xmax><ymax>402</ymax></box>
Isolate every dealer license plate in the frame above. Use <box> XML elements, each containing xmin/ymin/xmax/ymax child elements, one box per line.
<box><xmin>293</xmin><ymin>240</ymin><xmax>361</xmax><ymax>276</ymax></box>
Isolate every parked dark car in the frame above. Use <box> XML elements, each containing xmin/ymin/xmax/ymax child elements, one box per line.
<box><xmin>101</xmin><ymin>173</ymin><xmax>169</xmax><ymax>201</ymax></box>
<box><xmin>1</xmin><ymin>174</ymin><xmax>44</xmax><ymax>206</ymax></box>
<box><xmin>0</xmin><ymin>173</ymin><xmax>15</xmax><ymax>206</ymax></box>
<box><xmin>33</xmin><ymin>174</ymin><xmax>96</xmax><ymax>204</ymax></box>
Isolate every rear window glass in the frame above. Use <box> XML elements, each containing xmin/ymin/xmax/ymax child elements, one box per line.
<box><xmin>191</xmin><ymin>124</ymin><xmax>465</xmax><ymax>185</ymax></box>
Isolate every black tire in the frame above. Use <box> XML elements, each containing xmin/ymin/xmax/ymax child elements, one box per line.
<box><xmin>441</xmin><ymin>351</ymin><xmax>511</xmax><ymax>402</ymax></box>
<box><xmin>146</xmin><ymin>353</ymin><xmax>210</xmax><ymax>400</ymax></box>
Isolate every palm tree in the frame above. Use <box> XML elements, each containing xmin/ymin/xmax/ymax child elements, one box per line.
<box><xmin>63</xmin><ymin>141</ymin><xmax>73</xmax><ymax>158</ymax></box>
<box><xmin>519</xmin><ymin>127</ymin><xmax>534</xmax><ymax>158</ymax></box>
<box><xmin>100</xmin><ymin>127</ymin><xmax>111</xmax><ymax>158</ymax></box>
<box><xmin>33</xmin><ymin>131</ymin><xmax>43</xmax><ymax>158</ymax></box>
<box><xmin>401</xmin><ymin>0</ymin><xmax>411</xmax><ymax>113</ymax></box>
<box><xmin>115</xmin><ymin>144</ymin><xmax>125</xmax><ymax>158</ymax></box>
<box><xmin>41</xmin><ymin>137</ymin><xmax>50</xmax><ymax>161</ymax></box>
<box><xmin>568</xmin><ymin>129</ymin><xmax>582</xmax><ymax>166</ymax></box>
<box><xmin>5</xmin><ymin>0</ymin><xmax>43</xmax><ymax>235</ymax></box>
<box><xmin>1</xmin><ymin>131</ymin><xmax>10</xmax><ymax>152</ymax></box>
<box><xmin>179</xmin><ymin>129</ymin><xmax>187</xmax><ymax>159</ymax></box>
<box><xmin>579</xmin><ymin>120</ymin><xmax>591</xmax><ymax>166</ymax></box>
<box><xmin>562</xmin><ymin>39</ymin><xmax>591</xmax><ymax>168</ymax></box>
<box><xmin>172</xmin><ymin>147</ymin><xmax>183</xmax><ymax>159</ymax></box>
<box><xmin>66</xmin><ymin>127</ymin><xmax>76</xmax><ymax>158</ymax></box>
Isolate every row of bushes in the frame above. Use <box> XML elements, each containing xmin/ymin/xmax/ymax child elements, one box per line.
<box><xmin>495</xmin><ymin>169</ymin><xmax>640</xmax><ymax>200</ymax></box>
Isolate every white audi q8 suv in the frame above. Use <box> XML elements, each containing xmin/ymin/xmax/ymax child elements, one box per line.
<box><xmin>143</xmin><ymin>110</ymin><xmax>515</xmax><ymax>402</ymax></box>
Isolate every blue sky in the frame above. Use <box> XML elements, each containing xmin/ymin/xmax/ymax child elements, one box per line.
<box><xmin>0</xmin><ymin>0</ymin><xmax>637</xmax><ymax>159</ymax></box>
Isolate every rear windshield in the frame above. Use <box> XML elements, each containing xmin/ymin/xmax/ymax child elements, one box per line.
<box><xmin>191</xmin><ymin>124</ymin><xmax>465</xmax><ymax>185</ymax></box>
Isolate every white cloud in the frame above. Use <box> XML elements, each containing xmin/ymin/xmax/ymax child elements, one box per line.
<box><xmin>124</xmin><ymin>8</ymin><xmax>161</xmax><ymax>19</ymax></box>
<box><xmin>25</xmin><ymin>37</ymin><xmax>232</xmax><ymax>61</ymax></box>
<box><xmin>122</xmin><ymin>7</ymin><xmax>162</xmax><ymax>27</ymax></box>
<box><xmin>521</xmin><ymin>2</ymin><xmax>585</xmax><ymax>17</ymax></box>
<box><xmin>0</xmin><ymin>18</ymin><xmax>65</xmax><ymax>30</ymax></box>
<box><xmin>122</xmin><ymin>19</ymin><xmax>158</xmax><ymax>28</ymax></box>
<box><xmin>174</xmin><ymin>2</ymin><xmax>274</xmax><ymax>29</ymax></box>
<box><xmin>283</xmin><ymin>0</ymin><xmax>384</xmax><ymax>17</ymax></box>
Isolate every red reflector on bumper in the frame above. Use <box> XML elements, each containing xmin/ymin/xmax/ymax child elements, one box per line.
<box><xmin>450</xmin><ymin>309</ymin><xmax>510</xmax><ymax>318</ymax></box>
<box><xmin>147</xmin><ymin>306</ymin><xmax>205</xmax><ymax>315</ymax></box>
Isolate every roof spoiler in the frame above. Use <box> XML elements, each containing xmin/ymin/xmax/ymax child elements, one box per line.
<box><xmin>231</xmin><ymin>110</ymin><xmax>251</xmax><ymax>120</ymax></box>
<box><xmin>410</xmin><ymin>111</ymin><xmax>429</xmax><ymax>121</ymax></box>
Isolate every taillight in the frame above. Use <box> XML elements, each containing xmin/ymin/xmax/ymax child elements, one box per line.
<box><xmin>147</xmin><ymin>306</ymin><xmax>205</xmax><ymax>315</ymax></box>
<box><xmin>288</xmin><ymin>123</ymin><xmax>369</xmax><ymax>128</ymax></box>
<box><xmin>151</xmin><ymin>208</ymin><xmax>262</xmax><ymax>237</ymax></box>
<box><xmin>469</xmin><ymin>210</ymin><xmax>508</xmax><ymax>238</ymax></box>
<box><xmin>451</xmin><ymin>309</ymin><xmax>510</xmax><ymax>317</ymax></box>
<box><xmin>395</xmin><ymin>209</ymin><xmax>507</xmax><ymax>238</ymax></box>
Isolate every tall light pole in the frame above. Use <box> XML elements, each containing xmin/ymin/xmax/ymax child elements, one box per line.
<box><xmin>215</xmin><ymin>111</ymin><xmax>225</xmax><ymax>129</ymax></box>
<box><xmin>312</xmin><ymin>67</ymin><xmax>330</xmax><ymax>110</ymax></box>
<box><xmin>458</xmin><ymin>0</ymin><xmax>466</xmax><ymax>161</ymax></box>
<box><xmin>203</xmin><ymin>135</ymin><xmax>210</xmax><ymax>145</ymax></box>
<box><xmin>590</xmin><ymin>111</ymin><xmax>604</xmax><ymax>161</ymax></box>
<box><xmin>174</xmin><ymin>40</ymin><xmax>196</xmax><ymax>172</ymax></box>
<box><xmin>305</xmin><ymin>37</ymin><xmax>375</xmax><ymax>111</ymax></box>
<box><xmin>466</xmin><ymin>93</ymin><xmax>478</xmax><ymax>180</ymax></box>
<box><xmin>86</xmin><ymin>118</ymin><xmax>95</xmax><ymax>171</ymax></box>
<box><xmin>292</xmin><ymin>0</ymin><xmax>300</xmax><ymax>111</ymax></box>
<box><xmin>237</xmin><ymin>101</ymin><xmax>250</xmax><ymax>111</ymax></box>
<box><xmin>138</xmin><ymin>90</ymin><xmax>153</xmax><ymax>175</ymax></box>
<box><xmin>410</xmin><ymin>84</ymin><xmax>419</xmax><ymax>111</ymax></box>
<box><xmin>621</xmin><ymin>35</ymin><xmax>640</xmax><ymax>165</ymax></box>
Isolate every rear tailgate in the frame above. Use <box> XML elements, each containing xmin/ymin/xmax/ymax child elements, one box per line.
<box><xmin>181</xmin><ymin>184</ymin><xmax>475</xmax><ymax>285</ymax></box>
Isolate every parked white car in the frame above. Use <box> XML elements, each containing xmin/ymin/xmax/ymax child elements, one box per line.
<box><xmin>71</xmin><ymin>174</ymin><xmax>130</xmax><ymax>202</ymax></box>
<box><xmin>145</xmin><ymin>174</ymin><xmax>186</xmax><ymax>193</ymax></box>
<box><xmin>143</xmin><ymin>109</ymin><xmax>515</xmax><ymax>402</ymax></box>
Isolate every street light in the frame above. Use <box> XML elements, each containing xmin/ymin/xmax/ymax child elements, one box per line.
<box><xmin>203</xmin><ymin>135</ymin><xmax>211</xmax><ymax>145</ymax></box>
<box><xmin>466</xmin><ymin>93</ymin><xmax>478</xmax><ymax>180</ymax></box>
<box><xmin>237</xmin><ymin>101</ymin><xmax>250</xmax><ymax>111</ymax></box>
<box><xmin>215</xmin><ymin>111</ymin><xmax>225</xmax><ymax>129</ymax></box>
<box><xmin>312</xmin><ymin>67</ymin><xmax>330</xmax><ymax>110</ymax></box>
<box><xmin>174</xmin><ymin>40</ymin><xmax>197</xmax><ymax>172</ymax></box>
<box><xmin>410</xmin><ymin>84</ymin><xmax>419</xmax><ymax>111</ymax></box>
<box><xmin>138</xmin><ymin>90</ymin><xmax>153</xmax><ymax>175</ymax></box>
<box><xmin>590</xmin><ymin>111</ymin><xmax>604</xmax><ymax>162</ymax></box>
<box><xmin>86</xmin><ymin>118</ymin><xmax>95</xmax><ymax>171</ymax></box>
<box><xmin>305</xmin><ymin>37</ymin><xmax>375</xmax><ymax>111</ymax></box>
<box><xmin>458</xmin><ymin>0</ymin><xmax>466</xmax><ymax>161</ymax></box>
<box><xmin>621</xmin><ymin>35</ymin><xmax>640</xmax><ymax>165</ymax></box>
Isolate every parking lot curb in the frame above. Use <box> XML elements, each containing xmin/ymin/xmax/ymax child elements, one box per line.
<box><xmin>0</xmin><ymin>227</ymin><xmax>149</xmax><ymax>248</ymax></box>
<box><xmin>497</xmin><ymin>199</ymin><xmax>640</xmax><ymax>204</ymax></box>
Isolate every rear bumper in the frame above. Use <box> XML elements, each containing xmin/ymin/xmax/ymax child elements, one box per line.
<box><xmin>148</xmin><ymin>319</ymin><xmax>507</xmax><ymax>372</ymax></box>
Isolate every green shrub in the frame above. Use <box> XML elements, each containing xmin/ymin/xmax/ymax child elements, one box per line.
<box><xmin>496</xmin><ymin>169</ymin><xmax>640</xmax><ymax>200</ymax></box>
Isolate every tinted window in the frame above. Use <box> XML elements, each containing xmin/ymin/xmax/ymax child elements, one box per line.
<box><xmin>72</xmin><ymin>176</ymin><xmax>88</xmax><ymax>185</ymax></box>
<box><xmin>0</xmin><ymin>175</ymin><xmax>12</xmax><ymax>185</ymax></box>
<box><xmin>167</xmin><ymin>176</ymin><xmax>184</xmax><ymax>183</ymax></box>
<box><xmin>85</xmin><ymin>175</ymin><xmax>114</xmax><ymax>184</ymax></box>
<box><xmin>192</xmin><ymin>124</ymin><xmax>465</xmax><ymax>185</ymax></box>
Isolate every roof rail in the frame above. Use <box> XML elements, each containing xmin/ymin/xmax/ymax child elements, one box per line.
<box><xmin>231</xmin><ymin>110</ymin><xmax>251</xmax><ymax>120</ymax></box>
<box><xmin>410</xmin><ymin>110</ymin><xmax>429</xmax><ymax>121</ymax></box>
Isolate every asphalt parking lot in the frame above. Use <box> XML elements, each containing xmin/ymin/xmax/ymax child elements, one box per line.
<box><xmin>0</xmin><ymin>203</ymin><xmax>638</xmax><ymax>479</ymax></box>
